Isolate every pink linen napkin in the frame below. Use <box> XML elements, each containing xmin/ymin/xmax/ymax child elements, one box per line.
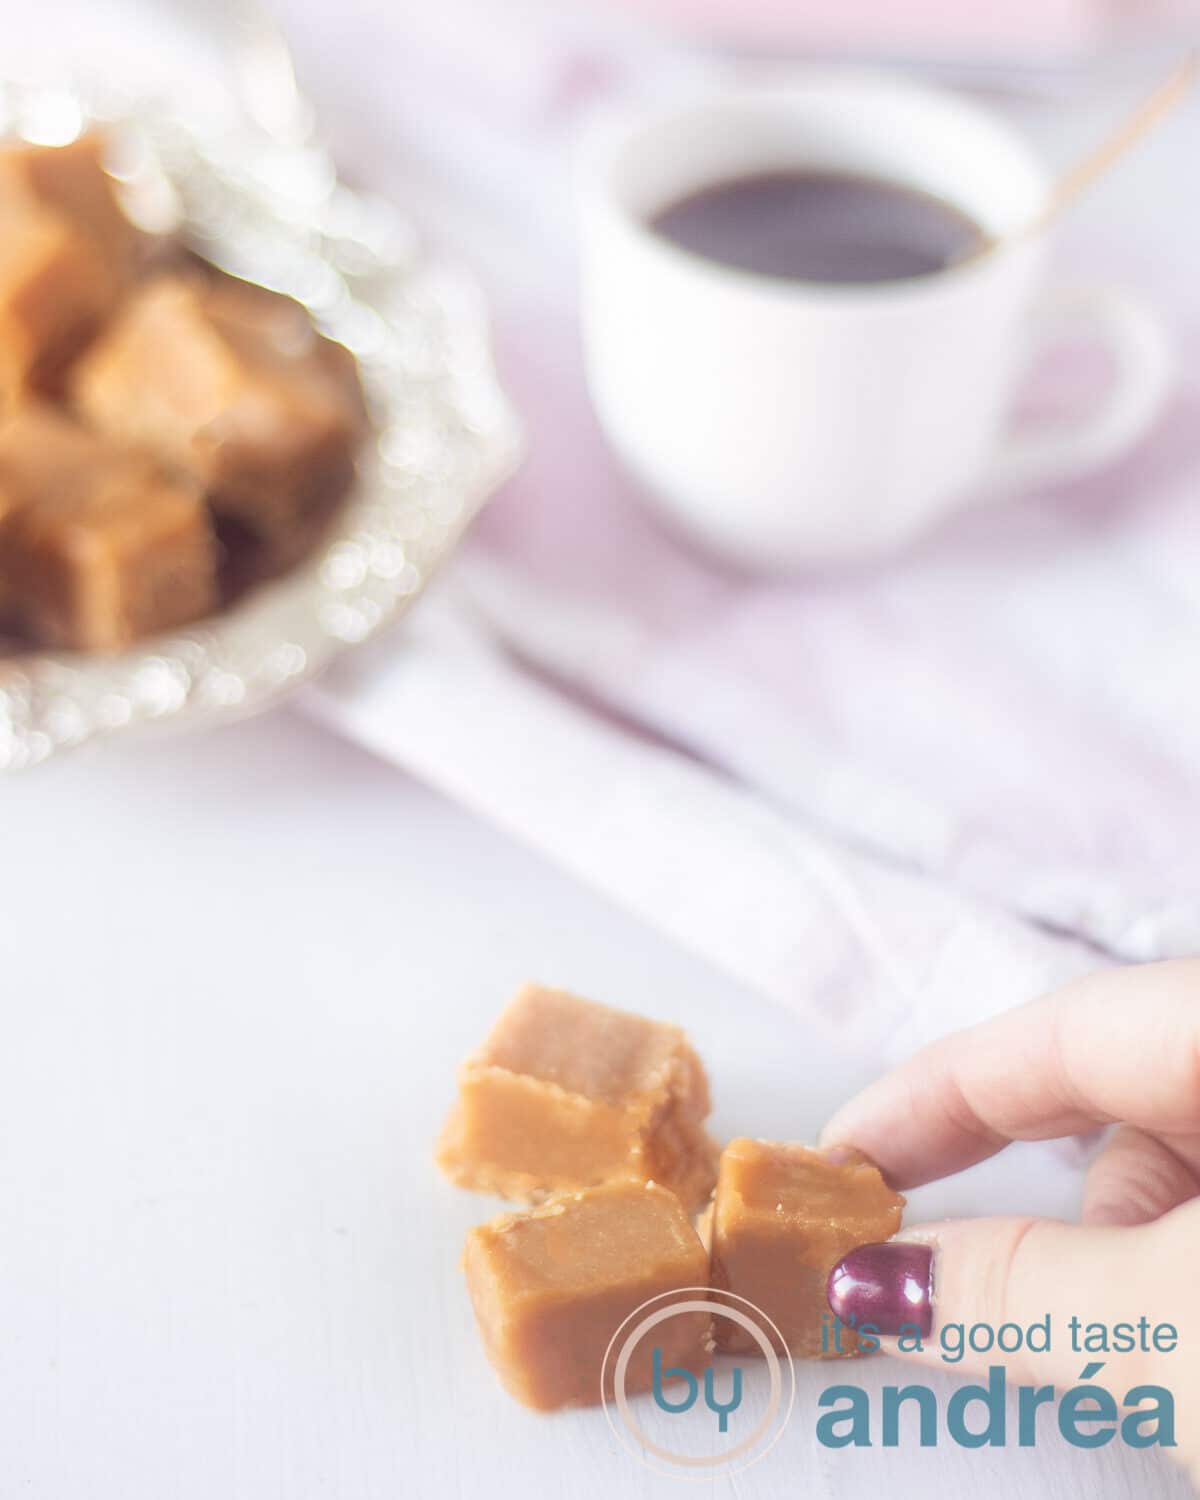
<box><xmin>603</xmin><ymin>0</ymin><xmax>1120</xmax><ymax>55</ymax></box>
<box><xmin>306</xmin><ymin>588</ymin><xmax>1100</xmax><ymax>1058</ymax></box>
<box><xmin>459</xmin><ymin>294</ymin><xmax>1200</xmax><ymax>966</ymax></box>
<box><xmin>282</xmin><ymin>0</ymin><xmax>1200</xmax><ymax>1042</ymax></box>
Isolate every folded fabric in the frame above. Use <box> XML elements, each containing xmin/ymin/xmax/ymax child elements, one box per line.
<box><xmin>601</xmin><ymin>0</ymin><xmax>1120</xmax><ymax>55</ymax></box>
<box><xmin>277</xmin><ymin>0</ymin><xmax>1200</xmax><ymax>969</ymax></box>
<box><xmin>305</xmin><ymin>592</ymin><xmax>1100</xmax><ymax>1058</ymax></box>
<box><xmin>463</xmin><ymin>294</ymin><xmax>1200</xmax><ymax>966</ymax></box>
<box><xmin>287</xmin><ymin>4</ymin><xmax>1199</xmax><ymax>1052</ymax></box>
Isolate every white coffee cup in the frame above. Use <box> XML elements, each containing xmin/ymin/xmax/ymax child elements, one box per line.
<box><xmin>577</xmin><ymin>71</ymin><xmax>1173</xmax><ymax>567</ymax></box>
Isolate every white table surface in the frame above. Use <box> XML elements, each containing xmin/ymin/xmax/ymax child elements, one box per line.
<box><xmin>0</xmin><ymin>709</ymin><xmax>1191</xmax><ymax>1499</ymax></box>
<box><xmin>4</xmin><ymin>30</ymin><xmax>1199</xmax><ymax>1499</ymax></box>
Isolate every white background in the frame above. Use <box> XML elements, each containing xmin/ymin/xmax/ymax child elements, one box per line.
<box><xmin>1</xmin><ymin>5</ymin><xmax>1198</xmax><ymax>1492</ymax></box>
<box><xmin>0</xmin><ymin>710</ymin><xmax>1191</xmax><ymax>1498</ymax></box>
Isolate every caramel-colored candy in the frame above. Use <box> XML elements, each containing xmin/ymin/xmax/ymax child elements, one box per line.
<box><xmin>0</xmin><ymin>134</ymin><xmax>139</xmax><ymax>277</ymax></box>
<box><xmin>0</xmin><ymin>482</ymin><xmax>18</xmax><ymax>619</ymax></box>
<box><xmin>0</xmin><ymin>135</ymin><xmax>139</xmax><ymax>399</ymax></box>
<box><xmin>0</xmin><ymin>208</ymin><xmax>115</xmax><ymax>398</ymax></box>
<box><xmin>463</xmin><ymin>1180</ymin><xmax>710</xmax><ymax>1410</ymax></box>
<box><xmin>0</xmin><ymin>404</ymin><xmax>217</xmax><ymax>649</ymax></box>
<box><xmin>709</xmin><ymin>1139</ymin><xmax>904</xmax><ymax>1358</ymax></box>
<box><xmin>72</xmin><ymin>273</ymin><xmax>365</xmax><ymax>569</ymax></box>
<box><xmin>437</xmin><ymin>984</ymin><xmax>717</xmax><ymax>1212</ymax></box>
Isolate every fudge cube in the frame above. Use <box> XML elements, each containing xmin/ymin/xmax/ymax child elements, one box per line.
<box><xmin>0</xmin><ymin>481</ymin><xmax>18</xmax><ymax>618</ymax></box>
<box><xmin>0</xmin><ymin>207</ymin><xmax>116</xmax><ymax>398</ymax></box>
<box><xmin>437</xmin><ymin>984</ymin><xmax>717</xmax><ymax>1213</ymax></box>
<box><xmin>0</xmin><ymin>404</ymin><xmax>217</xmax><ymax>649</ymax></box>
<box><xmin>710</xmin><ymin>1139</ymin><xmax>903</xmax><ymax>1359</ymax></box>
<box><xmin>0</xmin><ymin>133</ymin><xmax>140</xmax><ymax>278</ymax></box>
<box><xmin>72</xmin><ymin>272</ymin><xmax>365</xmax><ymax>569</ymax></box>
<box><xmin>463</xmin><ymin>1180</ymin><xmax>711</xmax><ymax>1410</ymax></box>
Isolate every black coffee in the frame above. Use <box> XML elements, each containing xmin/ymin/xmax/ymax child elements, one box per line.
<box><xmin>649</xmin><ymin>169</ymin><xmax>987</xmax><ymax>285</ymax></box>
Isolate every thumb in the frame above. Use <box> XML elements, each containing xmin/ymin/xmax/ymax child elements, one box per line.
<box><xmin>827</xmin><ymin>1213</ymin><xmax>1181</xmax><ymax>1392</ymax></box>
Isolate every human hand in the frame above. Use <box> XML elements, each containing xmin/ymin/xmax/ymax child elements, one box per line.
<box><xmin>820</xmin><ymin>959</ymin><xmax>1200</xmax><ymax>1485</ymax></box>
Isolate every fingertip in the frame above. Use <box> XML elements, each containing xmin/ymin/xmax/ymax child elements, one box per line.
<box><xmin>1081</xmin><ymin>1199</ymin><xmax>1148</xmax><ymax>1228</ymax></box>
<box><xmin>1081</xmin><ymin>1124</ymin><xmax>1199</xmax><ymax>1227</ymax></box>
<box><xmin>817</xmin><ymin>1094</ymin><xmax>883</xmax><ymax>1158</ymax></box>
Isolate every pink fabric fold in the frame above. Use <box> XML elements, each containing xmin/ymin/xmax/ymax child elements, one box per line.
<box><xmin>462</xmin><ymin>269</ymin><xmax>1200</xmax><ymax>960</ymax></box>
<box><xmin>281</xmin><ymin>0</ymin><xmax>1200</xmax><ymax>978</ymax></box>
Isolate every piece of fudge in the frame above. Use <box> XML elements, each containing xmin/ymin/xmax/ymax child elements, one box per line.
<box><xmin>709</xmin><ymin>1139</ymin><xmax>904</xmax><ymax>1359</ymax></box>
<box><xmin>0</xmin><ymin>404</ymin><xmax>217</xmax><ymax>649</ymax></box>
<box><xmin>0</xmin><ymin>207</ymin><xmax>117</xmax><ymax>399</ymax></box>
<box><xmin>0</xmin><ymin>135</ymin><xmax>140</xmax><ymax>399</ymax></box>
<box><xmin>437</xmin><ymin>984</ymin><xmax>718</xmax><ymax>1213</ymax></box>
<box><xmin>0</xmin><ymin>134</ymin><xmax>140</xmax><ymax>277</ymax></box>
<box><xmin>0</xmin><ymin>480</ymin><xmax>19</xmax><ymax>620</ymax></box>
<box><xmin>71</xmin><ymin>272</ymin><xmax>366</xmax><ymax>571</ymax></box>
<box><xmin>463</xmin><ymin>1180</ymin><xmax>711</xmax><ymax>1410</ymax></box>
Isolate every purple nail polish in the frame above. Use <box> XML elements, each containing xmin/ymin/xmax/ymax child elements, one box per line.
<box><xmin>827</xmin><ymin>1241</ymin><xmax>934</xmax><ymax>1338</ymax></box>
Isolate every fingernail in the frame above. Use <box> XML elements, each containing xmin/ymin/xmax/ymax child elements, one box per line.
<box><xmin>827</xmin><ymin>1241</ymin><xmax>934</xmax><ymax>1337</ymax></box>
<box><xmin>818</xmin><ymin>1144</ymin><xmax>860</xmax><ymax>1166</ymax></box>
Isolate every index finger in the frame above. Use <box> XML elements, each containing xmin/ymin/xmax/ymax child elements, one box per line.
<box><xmin>819</xmin><ymin>958</ymin><xmax>1200</xmax><ymax>1189</ymax></box>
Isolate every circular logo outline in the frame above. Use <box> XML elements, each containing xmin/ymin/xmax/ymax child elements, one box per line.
<box><xmin>600</xmin><ymin>1285</ymin><xmax>796</xmax><ymax>1479</ymax></box>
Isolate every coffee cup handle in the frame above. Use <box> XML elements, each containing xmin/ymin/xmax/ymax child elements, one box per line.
<box><xmin>985</xmin><ymin>284</ymin><xmax>1173</xmax><ymax>495</ymax></box>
